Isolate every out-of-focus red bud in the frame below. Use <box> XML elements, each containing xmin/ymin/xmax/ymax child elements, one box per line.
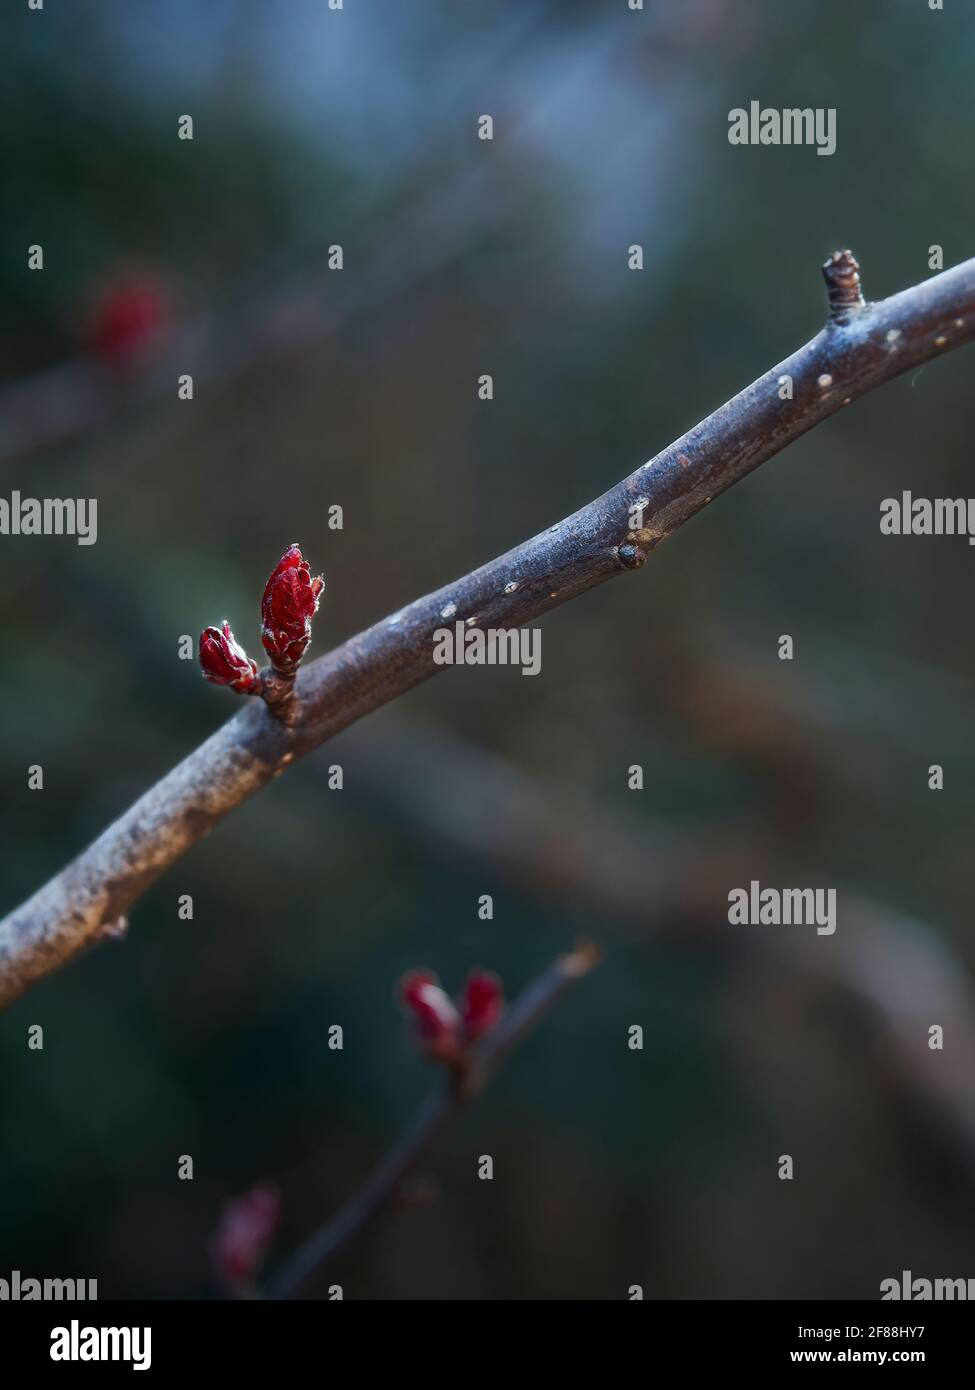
<box><xmin>260</xmin><ymin>543</ymin><xmax>324</xmax><ymax>672</ymax></box>
<box><xmin>461</xmin><ymin>969</ymin><xmax>504</xmax><ymax>1041</ymax></box>
<box><xmin>399</xmin><ymin>969</ymin><xmax>462</xmax><ymax>1062</ymax></box>
<box><xmin>199</xmin><ymin>620</ymin><xmax>260</xmax><ymax>693</ymax></box>
<box><xmin>211</xmin><ymin>1185</ymin><xmax>280</xmax><ymax>1291</ymax></box>
<box><xmin>90</xmin><ymin>274</ymin><xmax>168</xmax><ymax>365</ymax></box>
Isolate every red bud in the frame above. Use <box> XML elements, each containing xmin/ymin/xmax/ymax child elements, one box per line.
<box><xmin>211</xmin><ymin>1185</ymin><xmax>280</xmax><ymax>1292</ymax></box>
<box><xmin>200</xmin><ymin>621</ymin><xmax>260</xmax><ymax>694</ymax></box>
<box><xmin>260</xmin><ymin>544</ymin><xmax>324</xmax><ymax>672</ymax></box>
<box><xmin>461</xmin><ymin>969</ymin><xmax>504</xmax><ymax>1041</ymax></box>
<box><xmin>90</xmin><ymin>274</ymin><xmax>167</xmax><ymax>365</ymax></box>
<box><xmin>399</xmin><ymin>969</ymin><xmax>462</xmax><ymax>1063</ymax></box>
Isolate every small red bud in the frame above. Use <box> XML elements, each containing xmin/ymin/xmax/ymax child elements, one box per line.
<box><xmin>461</xmin><ymin>969</ymin><xmax>504</xmax><ymax>1041</ymax></box>
<box><xmin>260</xmin><ymin>543</ymin><xmax>324</xmax><ymax>673</ymax></box>
<box><xmin>199</xmin><ymin>620</ymin><xmax>260</xmax><ymax>694</ymax></box>
<box><xmin>210</xmin><ymin>1184</ymin><xmax>280</xmax><ymax>1292</ymax></box>
<box><xmin>90</xmin><ymin>274</ymin><xmax>168</xmax><ymax>365</ymax></box>
<box><xmin>399</xmin><ymin>969</ymin><xmax>462</xmax><ymax>1063</ymax></box>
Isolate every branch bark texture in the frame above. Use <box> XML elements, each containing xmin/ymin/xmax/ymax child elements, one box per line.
<box><xmin>2</xmin><ymin>252</ymin><xmax>974</xmax><ymax>1007</ymax></box>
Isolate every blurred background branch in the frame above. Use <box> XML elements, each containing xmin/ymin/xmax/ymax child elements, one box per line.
<box><xmin>267</xmin><ymin>943</ymin><xmax>600</xmax><ymax>1299</ymax></box>
<box><xmin>337</xmin><ymin>714</ymin><xmax>975</xmax><ymax>1181</ymax></box>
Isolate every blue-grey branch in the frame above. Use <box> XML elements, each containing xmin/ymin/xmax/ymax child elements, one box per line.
<box><xmin>1</xmin><ymin>251</ymin><xmax>974</xmax><ymax>1007</ymax></box>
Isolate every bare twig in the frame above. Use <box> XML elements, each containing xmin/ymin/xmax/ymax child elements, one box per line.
<box><xmin>340</xmin><ymin>715</ymin><xmax>975</xmax><ymax>1178</ymax></box>
<box><xmin>265</xmin><ymin>943</ymin><xmax>601</xmax><ymax>1299</ymax></box>
<box><xmin>2</xmin><ymin>252</ymin><xmax>974</xmax><ymax>1007</ymax></box>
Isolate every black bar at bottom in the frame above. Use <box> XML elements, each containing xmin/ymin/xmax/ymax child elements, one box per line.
<box><xmin>0</xmin><ymin>1298</ymin><xmax>969</xmax><ymax>1374</ymax></box>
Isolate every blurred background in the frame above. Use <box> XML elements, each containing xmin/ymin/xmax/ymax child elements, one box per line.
<box><xmin>2</xmin><ymin>0</ymin><xmax>975</xmax><ymax>1300</ymax></box>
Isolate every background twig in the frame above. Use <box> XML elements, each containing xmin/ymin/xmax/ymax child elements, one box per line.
<box><xmin>337</xmin><ymin>714</ymin><xmax>975</xmax><ymax>1181</ymax></box>
<box><xmin>266</xmin><ymin>943</ymin><xmax>601</xmax><ymax>1299</ymax></box>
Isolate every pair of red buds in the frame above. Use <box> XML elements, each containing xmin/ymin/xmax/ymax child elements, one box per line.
<box><xmin>399</xmin><ymin>968</ymin><xmax>504</xmax><ymax>1067</ymax></box>
<box><xmin>211</xmin><ymin>967</ymin><xmax>505</xmax><ymax>1292</ymax></box>
<box><xmin>199</xmin><ymin>543</ymin><xmax>324</xmax><ymax>703</ymax></box>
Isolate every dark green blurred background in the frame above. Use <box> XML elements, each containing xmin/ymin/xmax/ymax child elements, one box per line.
<box><xmin>2</xmin><ymin>0</ymin><xmax>975</xmax><ymax>1299</ymax></box>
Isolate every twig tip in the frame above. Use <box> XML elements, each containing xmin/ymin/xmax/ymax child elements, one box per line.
<box><xmin>562</xmin><ymin>940</ymin><xmax>603</xmax><ymax>978</ymax></box>
<box><xmin>822</xmin><ymin>249</ymin><xmax>865</xmax><ymax>323</ymax></box>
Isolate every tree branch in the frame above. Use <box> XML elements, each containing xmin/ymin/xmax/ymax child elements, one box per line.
<box><xmin>265</xmin><ymin>943</ymin><xmax>601</xmax><ymax>1299</ymax></box>
<box><xmin>2</xmin><ymin>251</ymin><xmax>974</xmax><ymax>1007</ymax></box>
